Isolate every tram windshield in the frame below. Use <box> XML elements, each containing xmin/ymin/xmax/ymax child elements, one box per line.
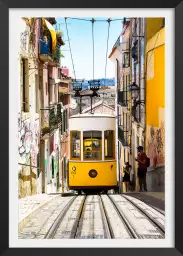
<box><xmin>83</xmin><ymin>131</ymin><xmax>102</xmax><ymax>160</ymax></box>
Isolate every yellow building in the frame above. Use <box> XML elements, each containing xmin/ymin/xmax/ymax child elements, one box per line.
<box><xmin>145</xmin><ymin>26</ymin><xmax>165</xmax><ymax>191</ymax></box>
<box><xmin>129</xmin><ymin>18</ymin><xmax>165</xmax><ymax>192</ymax></box>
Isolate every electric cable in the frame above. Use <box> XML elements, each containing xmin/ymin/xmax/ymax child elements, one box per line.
<box><xmin>64</xmin><ymin>17</ymin><xmax>77</xmax><ymax>80</ymax></box>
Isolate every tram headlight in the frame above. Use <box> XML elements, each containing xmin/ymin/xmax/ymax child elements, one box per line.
<box><xmin>89</xmin><ymin>169</ymin><xmax>98</xmax><ymax>178</ymax></box>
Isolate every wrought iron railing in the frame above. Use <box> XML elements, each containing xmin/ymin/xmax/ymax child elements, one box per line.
<box><xmin>132</xmin><ymin>105</ymin><xmax>141</xmax><ymax>123</ymax></box>
<box><xmin>118</xmin><ymin>90</ymin><xmax>128</xmax><ymax>106</ymax></box>
<box><xmin>40</xmin><ymin>103</ymin><xmax>62</xmax><ymax>137</ymax></box>
<box><xmin>118</xmin><ymin>126</ymin><xmax>129</xmax><ymax>146</ymax></box>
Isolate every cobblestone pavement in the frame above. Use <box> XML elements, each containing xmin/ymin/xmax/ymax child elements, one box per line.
<box><xmin>19</xmin><ymin>195</ymin><xmax>75</xmax><ymax>238</ymax></box>
<box><xmin>19</xmin><ymin>194</ymin><xmax>61</xmax><ymax>230</ymax></box>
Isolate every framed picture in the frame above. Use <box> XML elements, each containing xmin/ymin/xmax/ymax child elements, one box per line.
<box><xmin>1</xmin><ymin>0</ymin><xmax>181</xmax><ymax>255</ymax></box>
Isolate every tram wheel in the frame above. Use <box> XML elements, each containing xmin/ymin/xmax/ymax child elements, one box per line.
<box><xmin>77</xmin><ymin>190</ymin><xmax>82</xmax><ymax>195</ymax></box>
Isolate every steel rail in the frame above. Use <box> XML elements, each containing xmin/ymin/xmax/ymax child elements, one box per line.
<box><xmin>121</xmin><ymin>194</ymin><xmax>165</xmax><ymax>233</ymax></box>
<box><xmin>44</xmin><ymin>196</ymin><xmax>77</xmax><ymax>239</ymax></box>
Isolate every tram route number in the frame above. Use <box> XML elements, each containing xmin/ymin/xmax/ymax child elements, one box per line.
<box><xmin>71</xmin><ymin>166</ymin><xmax>76</xmax><ymax>177</ymax></box>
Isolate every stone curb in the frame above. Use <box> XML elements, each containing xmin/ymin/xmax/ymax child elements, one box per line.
<box><xmin>18</xmin><ymin>194</ymin><xmax>61</xmax><ymax>232</ymax></box>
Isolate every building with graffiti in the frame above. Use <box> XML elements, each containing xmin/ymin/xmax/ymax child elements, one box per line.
<box><xmin>18</xmin><ymin>17</ymin><xmax>71</xmax><ymax>197</ymax></box>
<box><xmin>18</xmin><ymin>18</ymin><xmax>41</xmax><ymax>198</ymax></box>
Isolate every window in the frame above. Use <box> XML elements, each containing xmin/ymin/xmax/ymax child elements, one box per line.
<box><xmin>132</xmin><ymin>40</ymin><xmax>138</xmax><ymax>62</ymax></box>
<box><xmin>70</xmin><ymin>131</ymin><xmax>81</xmax><ymax>159</ymax></box>
<box><xmin>83</xmin><ymin>131</ymin><xmax>102</xmax><ymax>160</ymax></box>
<box><xmin>122</xmin><ymin>52</ymin><xmax>130</xmax><ymax>68</ymax></box>
<box><xmin>104</xmin><ymin>130</ymin><xmax>114</xmax><ymax>160</ymax></box>
<box><xmin>21</xmin><ymin>58</ymin><xmax>29</xmax><ymax>112</ymax></box>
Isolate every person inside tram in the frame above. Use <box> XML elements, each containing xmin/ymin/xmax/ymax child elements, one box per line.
<box><xmin>123</xmin><ymin>162</ymin><xmax>130</xmax><ymax>192</ymax></box>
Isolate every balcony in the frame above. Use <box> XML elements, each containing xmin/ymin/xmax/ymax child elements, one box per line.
<box><xmin>118</xmin><ymin>126</ymin><xmax>129</xmax><ymax>147</ymax></box>
<box><xmin>132</xmin><ymin>105</ymin><xmax>140</xmax><ymax>123</ymax></box>
<box><xmin>118</xmin><ymin>90</ymin><xmax>128</xmax><ymax>107</ymax></box>
<box><xmin>39</xmin><ymin>36</ymin><xmax>61</xmax><ymax>66</ymax></box>
<box><xmin>40</xmin><ymin>103</ymin><xmax>62</xmax><ymax>138</ymax></box>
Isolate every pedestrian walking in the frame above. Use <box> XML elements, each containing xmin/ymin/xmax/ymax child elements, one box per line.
<box><xmin>123</xmin><ymin>162</ymin><xmax>130</xmax><ymax>192</ymax></box>
<box><xmin>135</xmin><ymin>146</ymin><xmax>148</xmax><ymax>192</ymax></box>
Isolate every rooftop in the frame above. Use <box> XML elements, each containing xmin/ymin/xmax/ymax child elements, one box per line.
<box><xmin>69</xmin><ymin>113</ymin><xmax>115</xmax><ymax>119</ymax></box>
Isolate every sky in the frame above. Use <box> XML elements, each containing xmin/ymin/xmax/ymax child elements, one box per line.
<box><xmin>55</xmin><ymin>17</ymin><xmax>123</xmax><ymax>80</ymax></box>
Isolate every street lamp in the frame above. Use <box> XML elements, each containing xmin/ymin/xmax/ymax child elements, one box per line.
<box><xmin>129</xmin><ymin>82</ymin><xmax>144</xmax><ymax>122</ymax></box>
<box><xmin>129</xmin><ymin>82</ymin><xmax>140</xmax><ymax>100</ymax></box>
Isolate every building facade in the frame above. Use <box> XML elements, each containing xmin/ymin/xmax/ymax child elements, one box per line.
<box><xmin>18</xmin><ymin>17</ymin><xmax>71</xmax><ymax>198</ymax></box>
<box><xmin>18</xmin><ymin>18</ymin><xmax>41</xmax><ymax>198</ymax></box>
<box><xmin>145</xmin><ymin>22</ymin><xmax>165</xmax><ymax>191</ymax></box>
<box><xmin>109</xmin><ymin>17</ymin><xmax>165</xmax><ymax>192</ymax></box>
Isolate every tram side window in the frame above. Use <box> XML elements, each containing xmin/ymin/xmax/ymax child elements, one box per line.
<box><xmin>104</xmin><ymin>130</ymin><xmax>114</xmax><ymax>159</ymax></box>
<box><xmin>71</xmin><ymin>131</ymin><xmax>80</xmax><ymax>159</ymax></box>
<box><xmin>83</xmin><ymin>130</ymin><xmax>102</xmax><ymax>160</ymax></box>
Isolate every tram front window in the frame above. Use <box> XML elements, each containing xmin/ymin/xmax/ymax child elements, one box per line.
<box><xmin>71</xmin><ymin>131</ymin><xmax>80</xmax><ymax>159</ymax></box>
<box><xmin>104</xmin><ymin>130</ymin><xmax>114</xmax><ymax>160</ymax></box>
<box><xmin>83</xmin><ymin>131</ymin><xmax>102</xmax><ymax>160</ymax></box>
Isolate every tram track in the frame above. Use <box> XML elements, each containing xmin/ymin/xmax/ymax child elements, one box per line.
<box><xmin>19</xmin><ymin>194</ymin><xmax>165</xmax><ymax>239</ymax></box>
<box><xmin>108</xmin><ymin>194</ymin><xmax>165</xmax><ymax>239</ymax></box>
<box><xmin>121</xmin><ymin>194</ymin><xmax>165</xmax><ymax>233</ymax></box>
<box><xmin>47</xmin><ymin>194</ymin><xmax>165</xmax><ymax>239</ymax></box>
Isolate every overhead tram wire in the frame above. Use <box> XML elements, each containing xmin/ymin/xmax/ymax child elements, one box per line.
<box><xmin>67</xmin><ymin>17</ymin><xmax>130</xmax><ymax>23</ymax></box>
<box><xmin>91</xmin><ymin>18</ymin><xmax>96</xmax><ymax>112</ymax></box>
<box><xmin>64</xmin><ymin>17</ymin><xmax>76</xmax><ymax>80</ymax></box>
<box><xmin>102</xmin><ymin>18</ymin><xmax>111</xmax><ymax>113</ymax></box>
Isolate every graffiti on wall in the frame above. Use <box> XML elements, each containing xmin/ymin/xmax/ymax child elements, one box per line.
<box><xmin>146</xmin><ymin>109</ymin><xmax>165</xmax><ymax>167</ymax></box>
<box><xmin>18</xmin><ymin>114</ymin><xmax>32</xmax><ymax>158</ymax></box>
<box><xmin>18</xmin><ymin>114</ymin><xmax>40</xmax><ymax>171</ymax></box>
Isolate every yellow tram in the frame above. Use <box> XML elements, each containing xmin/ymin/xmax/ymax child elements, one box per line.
<box><xmin>68</xmin><ymin>113</ymin><xmax>117</xmax><ymax>194</ymax></box>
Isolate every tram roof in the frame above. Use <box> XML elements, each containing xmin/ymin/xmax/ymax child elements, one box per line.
<box><xmin>69</xmin><ymin>113</ymin><xmax>116</xmax><ymax>119</ymax></box>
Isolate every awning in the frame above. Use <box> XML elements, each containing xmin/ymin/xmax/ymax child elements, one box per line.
<box><xmin>59</xmin><ymin>87</ymin><xmax>69</xmax><ymax>93</ymax></box>
<box><xmin>42</xmin><ymin>18</ymin><xmax>57</xmax><ymax>53</ymax></box>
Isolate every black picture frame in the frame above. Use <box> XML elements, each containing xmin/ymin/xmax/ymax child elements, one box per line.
<box><xmin>0</xmin><ymin>0</ymin><xmax>181</xmax><ymax>255</ymax></box>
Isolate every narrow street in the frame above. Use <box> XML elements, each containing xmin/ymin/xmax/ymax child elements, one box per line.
<box><xmin>18</xmin><ymin>16</ymin><xmax>165</xmax><ymax>241</ymax></box>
